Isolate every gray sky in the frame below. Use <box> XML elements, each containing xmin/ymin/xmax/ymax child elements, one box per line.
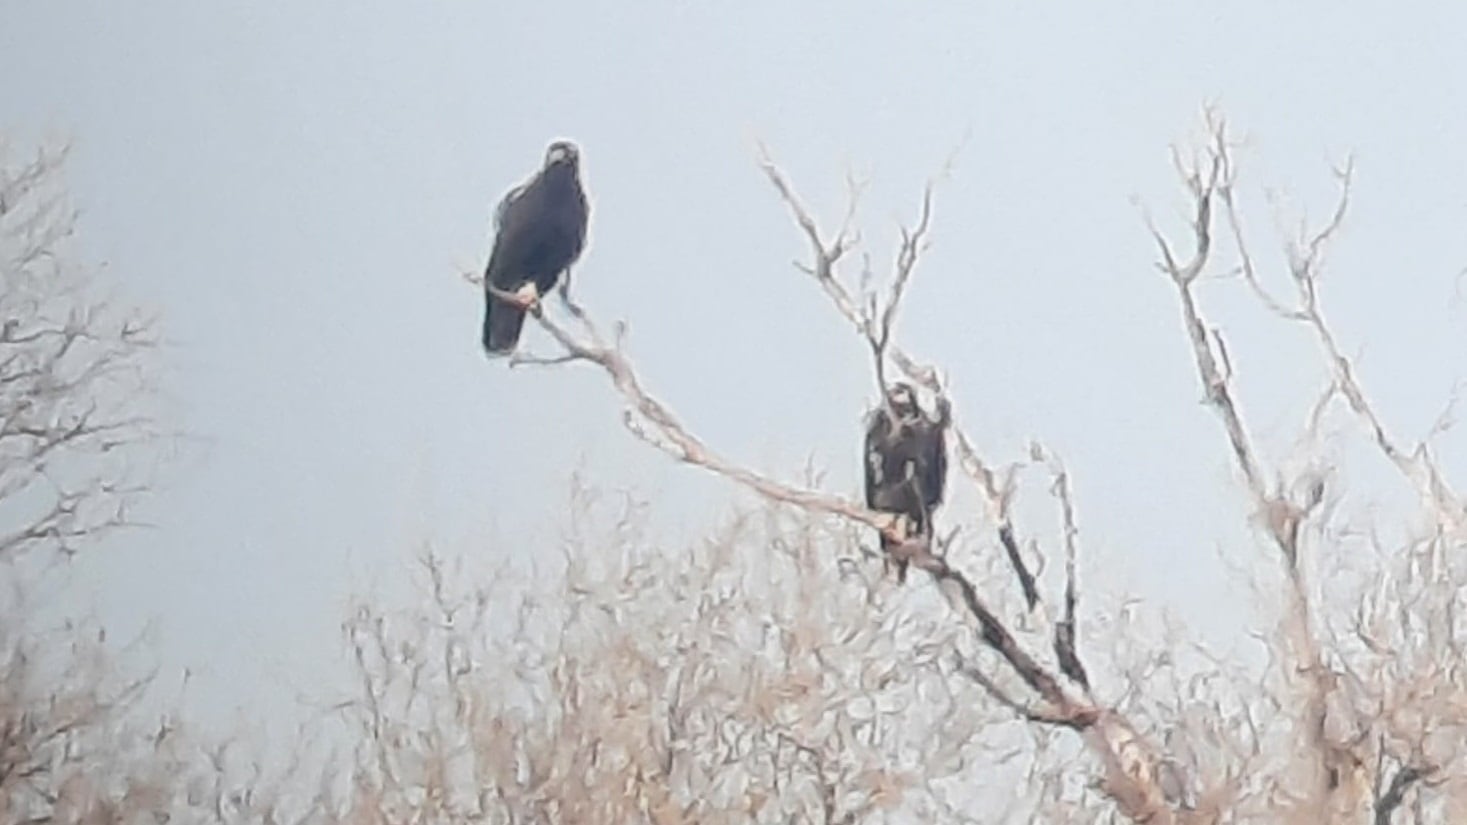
<box><xmin>3</xmin><ymin>2</ymin><xmax>1465</xmax><ymax>733</ymax></box>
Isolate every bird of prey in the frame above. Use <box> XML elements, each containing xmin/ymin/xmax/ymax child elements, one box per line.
<box><xmin>863</xmin><ymin>383</ymin><xmax>950</xmax><ymax>583</ymax></box>
<box><xmin>481</xmin><ymin>140</ymin><xmax>590</xmax><ymax>355</ymax></box>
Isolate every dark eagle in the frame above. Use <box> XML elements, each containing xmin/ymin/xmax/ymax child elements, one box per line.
<box><xmin>863</xmin><ymin>383</ymin><xmax>950</xmax><ymax>583</ymax></box>
<box><xmin>481</xmin><ymin>140</ymin><xmax>590</xmax><ymax>355</ymax></box>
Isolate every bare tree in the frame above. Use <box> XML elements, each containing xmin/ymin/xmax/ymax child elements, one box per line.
<box><xmin>0</xmin><ymin>136</ymin><xmax>161</xmax><ymax>563</ymax></box>
<box><xmin>489</xmin><ymin>150</ymin><xmax>1178</xmax><ymax>821</ymax></box>
<box><xmin>0</xmin><ymin>135</ymin><xmax>253</xmax><ymax>825</ymax></box>
<box><xmin>1137</xmin><ymin>110</ymin><xmax>1467</xmax><ymax>823</ymax></box>
<box><xmin>0</xmin><ymin>113</ymin><xmax>1460</xmax><ymax>824</ymax></box>
<box><xmin>452</xmin><ymin>110</ymin><xmax>1467</xmax><ymax>823</ymax></box>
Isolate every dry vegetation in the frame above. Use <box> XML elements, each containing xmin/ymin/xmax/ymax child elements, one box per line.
<box><xmin>5</xmin><ymin>110</ymin><xmax>1467</xmax><ymax>823</ymax></box>
<box><xmin>0</xmin><ymin>138</ymin><xmax>224</xmax><ymax>823</ymax></box>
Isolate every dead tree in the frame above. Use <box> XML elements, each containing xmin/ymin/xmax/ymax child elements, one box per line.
<box><xmin>489</xmin><ymin>144</ymin><xmax>1180</xmax><ymax>822</ymax></box>
<box><xmin>476</xmin><ymin>107</ymin><xmax>1467</xmax><ymax>822</ymax></box>
<box><xmin>1145</xmin><ymin>109</ymin><xmax>1464</xmax><ymax>823</ymax></box>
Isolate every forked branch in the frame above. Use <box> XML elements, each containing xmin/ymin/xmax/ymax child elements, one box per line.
<box><xmin>1149</xmin><ymin>109</ymin><xmax>1367</xmax><ymax>815</ymax></box>
<box><xmin>1227</xmin><ymin>156</ymin><xmax>1464</xmax><ymax>535</ymax></box>
<box><xmin>761</xmin><ymin>153</ymin><xmax>1045</xmax><ymax>615</ymax></box>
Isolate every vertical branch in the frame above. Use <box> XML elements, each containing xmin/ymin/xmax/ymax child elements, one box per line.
<box><xmin>1149</xmin><ymin>139</ymin><xmax>1265</xmax><ymax>498</ymax></box>
<box><xmin>1151</xmin><ymin>111</ymin><xmax>1347</xmax><ymax>812</ymax></box>
<box><xmin>1043</xmin><ymin>451</ymin><xmax>1090</xmax><ymax>694</ymax></box>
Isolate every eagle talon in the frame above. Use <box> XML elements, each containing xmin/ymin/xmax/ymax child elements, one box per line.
<box><xmin>511</xmin><ymin>283</ymin><xmax>542</xmax><ymax>312</ymax></box>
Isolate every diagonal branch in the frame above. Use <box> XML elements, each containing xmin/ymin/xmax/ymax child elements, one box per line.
<box><xmin>507</xmin><ymin>294</ymin><xmax>903</xmax><ymax>540</ymax></box>
<box><xmin>1373</xmin><ymin>762</ymin><xmax>1435</xmax><ymax>825</ymax></box>
<box><xmin>955</xmin><ymin>657</ymin><xmax>1086</xmax><ymax>729</ymax></box>
<box><xmin>509</xmin><ymin>294</ymin><xmax>1090</xmax><ymax>722</ymax></box>
<box><xmin>1278</xmin><ymin>162</ymin><xmax>1462</xmax><ymax>535</ymax></box>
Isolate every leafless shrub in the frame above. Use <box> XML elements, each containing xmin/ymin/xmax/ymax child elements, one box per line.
<box><xmin>0</xmin><ymin>587</ymin><xmax>316</xmax><ymax>824</ymax></box>
<box><xmin>332</xmin><ymin>475</ymin><xmax>1010</xmax><ymax>823</ymax></box>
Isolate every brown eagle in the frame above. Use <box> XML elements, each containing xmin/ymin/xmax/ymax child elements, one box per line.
<box><xmin>863</xmin><ymin>383</ymin><xmax>950</xmax><ymax>582</ymax></box>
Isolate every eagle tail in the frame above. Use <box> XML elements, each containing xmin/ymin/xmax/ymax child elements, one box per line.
<box><xmin>482</xmin><ymin>288</ymin><xmax>527</xmax><ymax>355</ymax></box>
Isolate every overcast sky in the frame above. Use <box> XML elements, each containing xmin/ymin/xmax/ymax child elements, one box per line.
<box><xmin>3</xmin><ymin>2</ymin><xmax>1465</xmax><ymax>735</ymax></box>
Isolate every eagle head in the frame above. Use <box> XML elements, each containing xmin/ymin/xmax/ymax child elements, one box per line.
<box><xmin>544</xmin><ymin>140</ymin><xmax>580</xmax><ymax>169</ymax></box>
<box><xmin>886</xmin><ymin>382</ymin><xmax>920</xmax><ymax>419</ymax></box>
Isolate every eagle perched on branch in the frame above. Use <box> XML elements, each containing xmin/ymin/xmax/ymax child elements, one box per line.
<box><xmin>863</xmin><ymin>383</ymin><xmax>950</xmax><ymax>583</ymax></box>
<box><xmin>481</xmin><ymin>140</ymin><xmax>590</xmax><ymax>355</ymax></box>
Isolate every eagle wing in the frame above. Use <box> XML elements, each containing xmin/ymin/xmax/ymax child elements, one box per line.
<box><xmin>919</xmin><ymin>423</ymin><xmax>948</xmax><ymax>509</ymax></box>
<box><xmin>494</xmin><ymin>180</ymin><xmax>531</xmax><ymax>230</ymax></box>
<box><xmin>485</xmin><ymin>178</ymin><xmax>541</xmax><ymax>291</ymax></box>
<box><xmin>863</xmin><ymin>409</ymin><xmax>890</xmax><ymax>509</ymax></box>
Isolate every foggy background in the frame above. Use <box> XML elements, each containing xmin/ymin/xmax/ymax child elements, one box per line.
<box><xmin>3</xmin><ymin>1</ymin><xmax>1464</xmax><ymax>740</ymax></box>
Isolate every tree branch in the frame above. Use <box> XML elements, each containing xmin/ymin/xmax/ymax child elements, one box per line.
<box><xmin>1150</xmin><ymin>109</ymin><xmax>1351</xmax><ymax>813</ymax></box>
<box><xmin>1374</xmin><ymin>762</ymin><xmax>1434</xmax><ymax>825</ymax></box>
